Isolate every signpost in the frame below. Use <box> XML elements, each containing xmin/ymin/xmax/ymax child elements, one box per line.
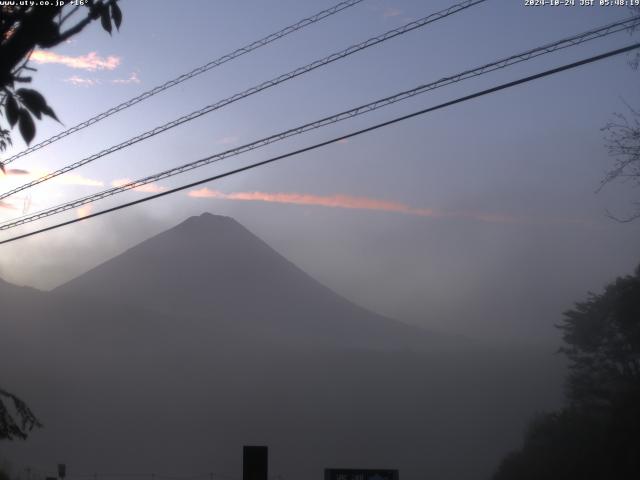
<box><xmin>243</xmin><ymin>446</ymin><xmax>268</xmax><ymax>480</ymax></box>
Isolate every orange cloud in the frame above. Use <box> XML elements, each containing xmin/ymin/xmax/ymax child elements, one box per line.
<box><xmin>0</xmin><ymin>200</ymin><xmax>16</xmax><ymax>210</ymax></box>
<box><xmin>76</xmin><ymin>204</ymin><xmax>93</xmax><ymax>219</ymax></box>
<box><xmin>111</xmin><ymin>178</ymin><xmax>166</xmax><ymax>193</ymax></box>
<box><xmin>187</xmin><ymin>188</ymin><xmax>525</xmax><ymax>224</ymax></box>
<box><xmin>30</xmin><ymin>50</ymin><xmax>121</xmax><ymax>71</ymax></box>
<box><xmin>54</xmin><ymin>173</ymin><xmax>103</xmax><ymax>187</ymax></box>
<box><xmin>189</xmin><ymin>188</ymin><xmax>440</xmax><ymax>217</ymax></box>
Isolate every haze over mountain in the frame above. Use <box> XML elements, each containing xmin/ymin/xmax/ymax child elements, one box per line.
<box><xmin>1</xmin><ymin>214</ymin><xmax>565</xmax><ymax>480</ymax></box>
<box><xmin>55</xmin><ymin>213</ymin><xmax>451</xmax><ymax>350</ymax></box>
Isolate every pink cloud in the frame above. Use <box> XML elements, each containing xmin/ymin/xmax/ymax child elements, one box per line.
<box><xmin>111</xmin><ymin>178</ymin><xmax>166</xmax><ymax>193</ymax></box>
<box><xmin>111</xmin><ymin>71</ymin><xmax>140</xmax><ymax>85</ymax></box>
<box><xmin>55</xmin><ymin>173</ymin><xmax>104</xmax><ymax>187</ymax></box>
<box><xmin>187</xmin><ymin>188</ymin><xmax>527</xmax><ymax>224</ymax></box>
<box><xmin>189</xmin><ymin>188</ymin><xmax>439</xmax><ymax>217</ymax></box>
<box><xmin>30</xmin><ymin>50</ymin><xmax>121</xmax><ymax>71</ymax></box>
<box><xmin>0</xmin><ymin>200</ymin><xmax>16</xmax><ymax>210</ymax></box>
<box><xmin>383</xmin><ymin>7</ymin><xmax>403</xmax><ymax>18</ymax></box>
<box><xmin>76</xmin><ymin>204</ymin><xmax>93</xmax><ymax>219</ymax></box>
<box><xmin>2</xmin><ymin>168</ymin><xmax>29</xmax><ymax>176</ymax></box>
<box><xmin>64</xmin><ymin>75</ymin><xmax>101</xmax><ymax>87</ymax></box>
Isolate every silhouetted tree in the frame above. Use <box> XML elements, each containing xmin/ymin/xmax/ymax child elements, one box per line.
<box><xmin>599</xmin><ymin>6</ymin><xmax>640</xmax><ymax>221</ymax></box>
<box><xmin>493</xmin><ymin>265</ymin><xmax>640</xmax><ymax>479</ymax></box>
<box><xmin>0</xmin><ymin>389</ymin><xmax>41</xmax><ymax>440</ymax></box>
<box><xmin>559</xmin><ymin>264</ymin><xmax>640</xmax><ymax>411</ymax></box>
<box><xmin>0</xmin><ymin>0</ymin><xmax>122</xmax><ymax>169</ymax></box>
<box><xmin>600</xmin><ymin>105</ymin><xmax>640</xmax><ymax>222</ymax></box>
<box><xmin>1</xmin><ymin>0</ymin><xmax>123</xmax><ymax>440</ymax></box>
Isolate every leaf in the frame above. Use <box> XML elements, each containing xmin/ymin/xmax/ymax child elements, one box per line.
<box><xmin>16</xmin><ymin>88</ymin><xmax>59</xmax><ymax>122</ymax></box>
<box><xmin>111</xmin><ymin>1</ymin><xmax>122</xmax><ymax>30</ymax></box>
<box><xmin>18</xmin><ymin>109</ymin><xmax>35</xmax><ymax>145</ymax></box>
<box><xmin>101</xmin><ymin>7</ymin><xmax>112</xmax><ymax>34</ymax></box>
<box><xmin>0</xmin><ymin>162</ymin><xmax>5</xmax><ymax>174</ymax></box>
<box><xmin>41</xmin><ymin>104</ymin><xmax>60</xmax><ymax>123</ymax></box>
<box><xmin>5</xmin><ymin>94</ymin><xmax>19</xmax><ymax>127</ymax></box>
<box><xmin>16</xmin><ymin>88</ymin><xmax>47</xmax><ymax>119</ymax></box>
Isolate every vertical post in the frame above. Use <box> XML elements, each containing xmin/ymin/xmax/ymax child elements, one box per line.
<box><xmin>242</xmin><ymin>446</ymin><xmax>268</xmax><ymax>480</ymax></box>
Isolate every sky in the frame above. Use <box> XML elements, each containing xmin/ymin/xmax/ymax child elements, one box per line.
<box><xmin>1</xmin><ymin>0</ymin><xmax>640</xmax><ymax>344</ymax></box>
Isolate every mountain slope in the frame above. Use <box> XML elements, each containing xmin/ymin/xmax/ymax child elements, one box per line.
<box><xmin>55</xmin><ymin>213</ymin><xmax>440</xmax><ymax>350</ymax></box>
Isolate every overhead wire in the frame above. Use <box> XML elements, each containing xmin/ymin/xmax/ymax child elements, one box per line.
<box><xmin>0</xmin><ymin>0</ymin><xmax>366</xmax><ymax>166</ymax></box>
<box><xmin>1</xmin><ymin>42</ymin><xmax>638</xmax><ymax>246</ymax></box>
<box><xmin>0</xmin><ymin>0</ymin><xmax>488</xmax><ymax>201</ymax></box>
<box><xmin>1</xmin><ymin>15</ymin><xmax>638</xmax><ymax>231</ymax></box>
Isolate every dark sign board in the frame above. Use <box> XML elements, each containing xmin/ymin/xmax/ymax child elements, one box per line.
<box><xmin>324</xmin><ymin>469</ymin><xmax>398</xmax><ymax>480</ymax></box>
<box><xmin>243</xmin><ymin>446</ymin><xmax>268</xmax><ymax>480</ymax></box>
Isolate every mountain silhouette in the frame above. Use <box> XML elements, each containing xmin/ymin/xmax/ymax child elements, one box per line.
<box><xmin>55</xmin><ymin>213</ymin><xmax>441</xmax><ymax>350</ymax></box>
<box><xmin>1</xmin><ymin>214</ymin><xmax>565</xmax><ymax>480</ymax></box>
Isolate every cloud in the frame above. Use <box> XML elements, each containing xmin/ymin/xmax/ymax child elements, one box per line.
<box><xmin>64</xmin><ymin>75</ymin><xmax>101</xmax><ymax>87</ymax></box>
<box><xmin>55</xmin><ymin>173</ymin><xmax>104</xmax><ymax>187</ymax></box>
<box><xmin>0</xmin><ymin>200</ymin><xmax>16</xmax><ymax>210</ymax></box>
<box><xmin>111</xmin><ymin>71</ymin><xmax>141</xmax><ymax>85</ymax></box>
<box><xmin>383</xmin><ymin>7</ymin><xmax>403</xmax><ymax>18</ymax></box>
<box><xmin>30</xmin><ymin>50</ymin><xmax>121</xmax><ymax>71</ymax></box>
<box><xmin>76</xmin><ymin>204</ymin><xmax>93</xmax><ymax>219</ymax></box>
<box><xmin>187</xmin><ymin>188</ymin><xmax>528</xmax><ymax>224</ymax></box>
<box><xmin>216</xmin><ymin>136</ymin><xmax>239</xmax><ymax>146</ymax></box>
<box><xmin>2</xmin><ymin>168</ymin><xmax>29</xmax><ymax>176</ymax></box>
<box><xmin>189</xmin><ymin>188</ymin><xmax>438</xmax><ymax>216</ymax></box>
<box><xmin>0</xmin><ymin>168</ymin><xmax>104</xmax><ymax>187</ymax></box>
<box><xmin>111</xmin><ymin>178</ymin><xmax>166</xmax><ymax>193</ymax></box>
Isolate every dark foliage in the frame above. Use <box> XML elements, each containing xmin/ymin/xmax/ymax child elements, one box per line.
<box><xmin>600</xmin><ymin>106</ymin><xmax>640</xmax><ymax>222</ymax></box>
<box><xmin>493</xmin><ymin>265</ymin><xmax>640</xmax><ymax>480</ymax></box>
<box><xmin>0</xmin><ymin>389</ymin><xmax>42</xmax><ymax>440</ymax></box>
<box><xmin>559</xmin><ymin>265</ymin><xmax>640</xmax><ymax>410</ymax></box>
<box><xmin>598</xmin><ymin>6</ymin><xmax>640</xmax><ymax>222</ymax></box>
<box><xmin>0</xmin><ymin>0</ymin><xmax>122</xmax><ymax>168</ymax></box>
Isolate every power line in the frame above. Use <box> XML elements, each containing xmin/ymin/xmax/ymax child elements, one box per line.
<box><xmin>1</xmin><ymin>42</ymin><xmax>638</xmax><ymax>246</ymax></box>
<box><xmin>1</xmin><ymin>0</ymin><xmax>365</xmax><ymax>166</ymax></box>
<box><xmin>2</xmin><ymin>15</ymin><xmax>638</xmax><ymax>231</ymax></box>
<box><xmin>0</xmin><ymin>0</ymin><xmax>487</xmax><ymax>201</ymax></box>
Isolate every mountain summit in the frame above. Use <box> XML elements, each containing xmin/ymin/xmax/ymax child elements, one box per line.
<box><xmin>56</xmin><ymin>213</ymin><xmax>433</xmax><ymax>349</ymax></box>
